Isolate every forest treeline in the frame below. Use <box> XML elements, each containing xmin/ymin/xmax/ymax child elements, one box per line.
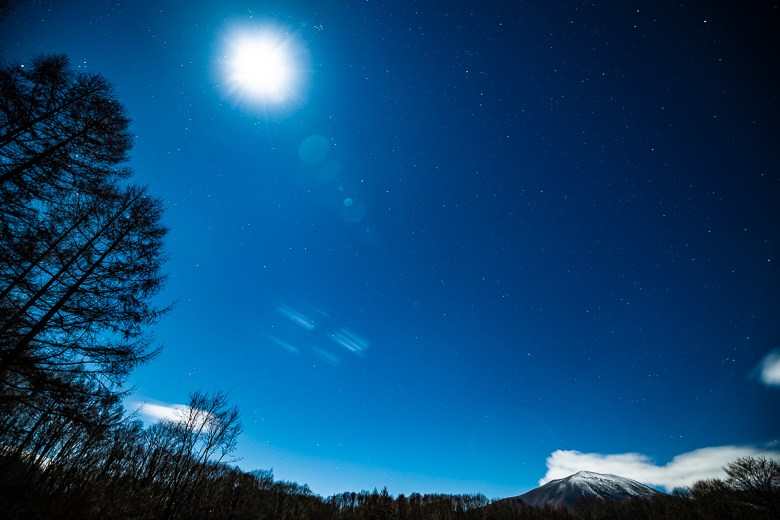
<box><xmin>1</xmin><ymin>53</ymin><xmax>778</xmax><ymax>520</ymax></box>
<box><xmin>0</xmin><ymin>425</ymin><xmax>778</xmax><ymax>520</ymax></box>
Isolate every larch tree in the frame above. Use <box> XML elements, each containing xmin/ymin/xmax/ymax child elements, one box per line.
<box><xmin>0</xmin><ymin>54</ymin><xmax>170</xmax><ymax>411</ymax></box>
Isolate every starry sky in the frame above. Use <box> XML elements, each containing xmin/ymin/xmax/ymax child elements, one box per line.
<box><xmin>2</xmin><ymin>0</ymin><xmax>778</xmax><ymax>499</ymax></box>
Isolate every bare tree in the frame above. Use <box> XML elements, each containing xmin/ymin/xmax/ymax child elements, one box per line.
<box><xmin>157</xmin><ymin>390</ymin><xmax>243</xmax><ymax>520</ymax></box>
<box><xmin>724</xmin><ymin>456</ymin><xmax>780</xmax><ymax>520</ymax></box>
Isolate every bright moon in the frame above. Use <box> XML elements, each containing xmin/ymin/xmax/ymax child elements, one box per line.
<box><xmin>228</xmin><ymin>37</ymin><xmax>292</xmax><ymax>100</ymax></box>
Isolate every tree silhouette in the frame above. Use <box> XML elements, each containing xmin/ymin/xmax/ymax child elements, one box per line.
<box><xmin>0</xmin><ymin>54</ymin><xmax>171</xmax><ymax>412</ymax></box>
<box><xmin>155</xmin><ymin>390</ymin><xmax>243</xmax><ymax>520</ymax></box>
<box><xmin>724</xmin><ymin>456</ymin><xmax>780</xmax><ymax>520</ymax></box>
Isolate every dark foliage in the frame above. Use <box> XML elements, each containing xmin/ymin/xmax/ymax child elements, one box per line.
<box><xmin>1</xmin><ymin>444</ymin><xmax>778</xmax><ymax>520</ymax></box>
<box><xmin>0</xmin><ymin>0</ymin><xmax>27</xmax><ymax>22</ymax></box>
<box><xmin>1</xmin><ymin>54</ymin><xmax>171</xmax><ymax>435</ymax></box>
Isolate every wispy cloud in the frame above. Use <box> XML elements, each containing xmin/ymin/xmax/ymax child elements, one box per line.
<box><xmin>132</xmin><ymin>400</ymin><xmax>216</xmax><ymax>431</ymax></box>
<box><xmin>312</xmin><ymin>346</ymin><xmax>341</xmax><ymax>366</ymax></box>
<box><xmin>133</xmin><ymin>401</ymin><xmax>188</xmax><ymax>424</ymax></box>
<box><xmin>276</xmin><ymin>304</ymin><xmax>317</xmax><ymax>330</ymax></box>
<box><xmin>268</xmin><ymin>335</ymin><xmax>300</xmax><ymax>353</ymax></box>
<box><xmin>330</xmin><ymin>328</ymin><xmax>370</xmax><ymax>356</ymax></box>
<box><xmin>753</xmin><ymin>349</ymin><xmax>780</xmax><ymax>387</ymax></box>
<box><xmin>542</xmin><ymin>445</ymin><xmax>780</xmax><ymax>490</ymax></box>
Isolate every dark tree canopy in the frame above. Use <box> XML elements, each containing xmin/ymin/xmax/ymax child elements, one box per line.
<box><xmin>724</xmin><ymin>456</ymin><xmax>780</xmax><ymax>519</ymax></box>
<box><xmin>0</xmin><ymin>0</ymin><xmax>28</xmax><ymax>22</ymax></box>
<box><xmin>0</xmin><ymin>54</ymin><xmax>133</xmax><ymax>199</ymax></box>
<box><xmin>0</xmin><ymin>54</ymin><xmax>170</xmax><ymax>409</ymax></box>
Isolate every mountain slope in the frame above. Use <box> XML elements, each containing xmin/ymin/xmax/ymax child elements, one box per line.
<box><xmin>501</xmin><ymin>471</ymin><xmax>661</xmax><ymax>511</ymax></box>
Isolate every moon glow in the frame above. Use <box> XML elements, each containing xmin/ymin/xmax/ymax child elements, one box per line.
<box><xmin>230</xmin><ymin>38</ymin><xmax>291</xmax><ymax>99</ymax></box>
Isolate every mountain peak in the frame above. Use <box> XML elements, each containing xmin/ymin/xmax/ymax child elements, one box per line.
<box><xmin>500</xmin><ymin>471</ymin><xmax>661</xmax><ymax>511</ymax></box>
<box><xmin>570</xmin><ymin>470</ymin><xmax>615</xmax><ymax>479</ymax></box>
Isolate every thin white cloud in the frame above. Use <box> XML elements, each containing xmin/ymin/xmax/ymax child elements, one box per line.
<box><xmin>138</xmin><ymin>402</ymin><xmax>188</xmax><ymax>422</ymax></box>
<box><xmin>330</xmin><ymin>328</ymin><xmax>370</xmax><ymax>356</ymax></box>
<box><xmin>755</xmin><ymin>349</ymin><xmax>780</xmax><ymax>386</ymax></box>
<box><xmin>277</xmin><ymin>304</ymin><xmax>317</xmax><ymax>330</ymax></box>
<box><xmin>542</xmin><ymin>445</ymin><xmax>780</xmax><ymax>491</ymax></box>
<box><xmin>312</xmin><ymin>346</ymin><xmax>341</xmax><ymax>366</ymax></box>
<box><xmin>268</xmin><ymin>335</ymin><xmax>300</xmax><ymax>353</ymax></box>
<box><xmin>132</xmin><ymin>400</ymin><xmax>215</xmax><ymax>430</ymax></box>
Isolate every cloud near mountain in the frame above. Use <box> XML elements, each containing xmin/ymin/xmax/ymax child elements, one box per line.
<box><xmin>543</xmin><ymin>445</ymin><xmax>780</xmax><ymax>491</ymax></box>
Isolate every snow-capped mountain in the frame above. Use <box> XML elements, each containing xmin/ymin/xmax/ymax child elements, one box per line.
<box><xmin>500</xmin><ymin>471</ymin><xmax>661</xmax><ymax>511</ymax></box>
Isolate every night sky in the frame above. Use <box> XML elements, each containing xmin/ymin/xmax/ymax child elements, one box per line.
<box><xmin>2</xmin><ymin>0</ymin><xmax>778</xmax><ymax>499</ymax></box>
